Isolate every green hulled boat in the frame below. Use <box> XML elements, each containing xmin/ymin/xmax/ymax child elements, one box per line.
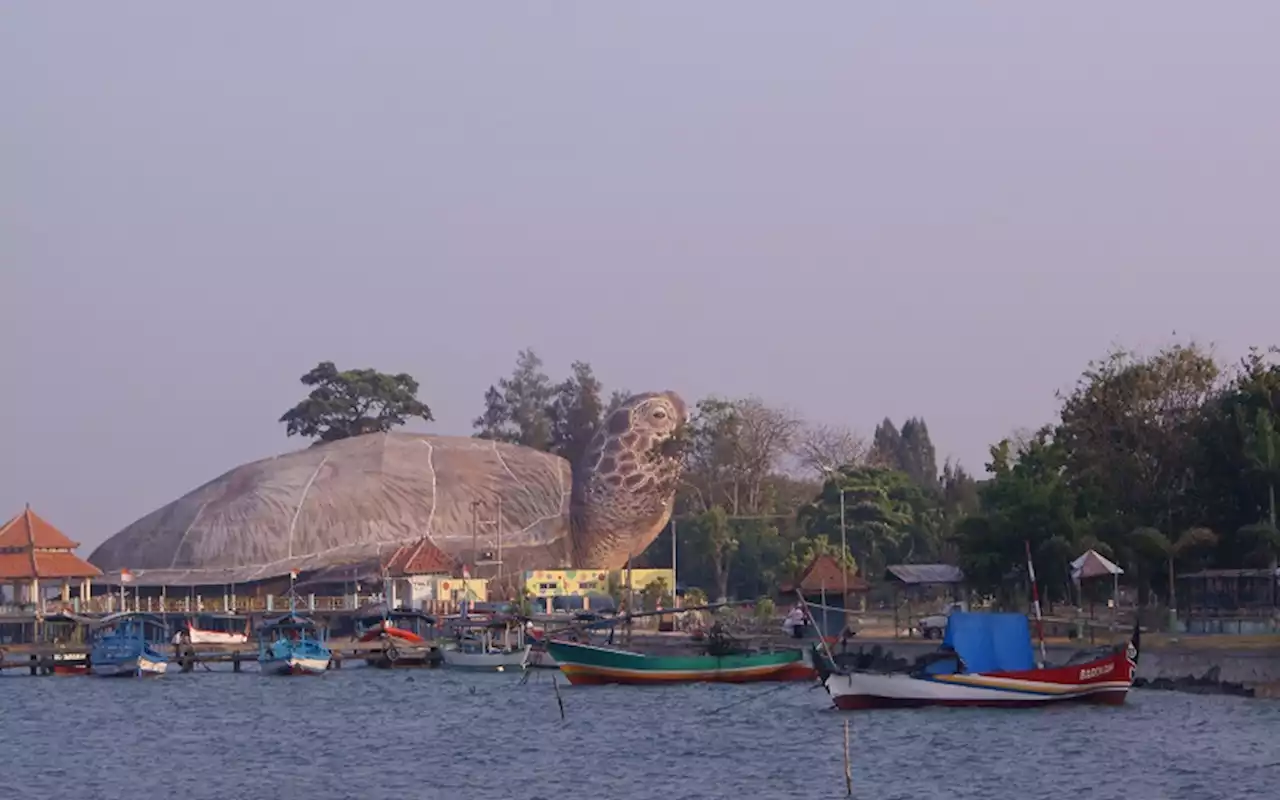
<box><xmin>546</xmin><ymin>639</ymin><xmax>816</xmax><ymax>686</ymax></box>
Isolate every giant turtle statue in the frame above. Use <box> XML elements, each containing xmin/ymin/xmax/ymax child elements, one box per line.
<box><xmin>88</xmin><ymin>392</ymin><xmax>686</xmax><ymax>583</ymax></box>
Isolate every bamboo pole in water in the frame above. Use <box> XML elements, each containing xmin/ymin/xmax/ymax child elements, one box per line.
<box><xmin>843</xmin><ymin>718</ymin><xmax>852</xmax><ymax>796</ymax></box>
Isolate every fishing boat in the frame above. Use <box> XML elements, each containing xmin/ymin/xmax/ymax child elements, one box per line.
<box><xmin>88</xmin><ymin>612</ymin><xmax>170</xmax><ymax>677</ymax></box>
<box><xmin>817</xmin><ymin>611</ymin><xmax>1140</xmax><ymax>709</ymax></box>
<box><xmin>257</xmin><ymin>613</ymin><xmax>331</xmax><ymax>676</ymax></box>
<box><xmin>524</xmin><ymin>628</ymin><xmax>561</xmax><ymax>670</ymax></box>
<box><xmin>547</xmin><ymin>638</ymin><xmax>815</xmax><ymax>685</ymax></box>
<box><xmin>357</xmin><ymin>609</ymin><xmax>441</xmax><ymax>668</ymax></box>
<box><xmin>523</xmin><ymin>611</ymin><xmax>607</xmax><ymax>670</ymax></box>
<box><xmin>440</xmin><ymin>617</ymin><xmax>530</xmax><ymax>671</ymax></box>
<box><xmin>51</xmin><ymin>650</ymin><xmax>90</xmax><ymax>675</ymax></box>
<box><xmin>184</xmin><ymin>616</ymin><xmax>251</xmax><ymax>645</ymax></box>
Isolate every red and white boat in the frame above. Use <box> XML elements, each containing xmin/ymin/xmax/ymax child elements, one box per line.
<box><xmin>357</xmin><ymin>621</ymin><xmax>426</xmax><ymax>645</ymax></box>
<box><xmin>819</xmin><ymin>612</ymin><xmax>1140</xmax><ymax>710</ymax></box>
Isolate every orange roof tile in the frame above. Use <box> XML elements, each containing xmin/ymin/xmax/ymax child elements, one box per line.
<box><xmin>780</xmin><ymin>554</ymin><xmax>868</xmax><ymax>594</ymax></box>
<box><xmin>0</xmin><ymin>505</ymin><xmax>101</xmax><ymax>580</ymax></box>
<box><xmin>33</xmin><ymin>551</ymin><xmax>102</xmax><ymax>579</ymax></box>
<box><xmin>0</xmin><ymin>550</ymin><xmax>100</xmax><ymax>580</ymax></box>
<box><xmin>384</xmin><ymin>538</ymin><xmax>458</xmax><ymax>577</ymax></box>
<box><xmin>0</xmin><ymin>506</ymin><xmax>81</xmax><ymax>550</ymax></box>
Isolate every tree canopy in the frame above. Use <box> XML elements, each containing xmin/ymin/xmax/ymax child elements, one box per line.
<box><xmin>279</xmin><ymin>361</ymin><xmax>432</xmax><ymax>443</ymax></box>
<box><xmin>472</xmin><ymin>349</ymin><xmax>607</xmax><ymax>466</ymax></box>
<box><xmin>955</xmin><ymin>341</ymin><xmax>1280</xmax><ymax>606</ymax></box>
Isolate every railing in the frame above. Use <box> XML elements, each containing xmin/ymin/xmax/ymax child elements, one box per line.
<box><xmin>16</xmin><ymin>594</ymin><xmax>469</xmax><ymax>618</ymax></box>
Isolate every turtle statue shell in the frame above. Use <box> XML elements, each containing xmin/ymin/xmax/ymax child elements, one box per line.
<box><xmin>87</xmin><ymin>391</ymin><xmax>686</xmax><ymax>584</ymax></box>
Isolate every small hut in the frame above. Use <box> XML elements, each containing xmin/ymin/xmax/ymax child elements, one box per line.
<box><xmin>382</xmin><ymin>537</ymin><xmax>465</xmax><ymax>611</ymax></box>
<box><xmin>779</xmin><ymin>554</ymin><xmax>869</xmax><ymax>641</ymax></box>
<box><xmin>883</xmin><ymin>564</ymin><xmax>966</xmax><ymax>638</ymax></box>
<box><xmin>1071</xmin><ymin>549</ymin><xmax>1125</xmax><ymax>635</ymax></box>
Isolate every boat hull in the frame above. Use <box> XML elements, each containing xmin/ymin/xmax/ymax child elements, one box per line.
<box><xmin>441</xmin><ymin>644</ymin><xmax>530</xmax><ymax>671</ymax></box>
<box><xmin>547</xmin><ymin>641</ymin><xmax>816</xmax><ymax>686</ymax></box>
<box><xmin>51</xmin><ymin>653</ymin><xmax>89</xmax><ymax>675</ymax></box>
<box><xmin>93</xmin><ymin>653</ymin><xmax>169</xmax><ymax>678</ymax></box>
<box><xmin>262</xmin><ymin>655</ymin><xmax>330</xmax><ymax>676</ymax></box>
<box><xmin>187</xmin><ymin>628</ymin><xmax>248</xmax><ymax>646</ymax></box>
<box><xmin>826</xmin><ymin>646</ymin><xmax>1136</xmax><ymax>710</ymax></box>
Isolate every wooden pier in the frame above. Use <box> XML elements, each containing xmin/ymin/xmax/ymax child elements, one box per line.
<box><xmin>0</xmin><ymin>640</ymin><xmax>445</xmax><ymax>675</ymax></box>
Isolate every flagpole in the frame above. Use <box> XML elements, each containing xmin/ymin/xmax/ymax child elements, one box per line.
<box><xmin>1024</xmin><ymin>540</ymin><xmax>1048</xmax><ymax>667</ymax></box>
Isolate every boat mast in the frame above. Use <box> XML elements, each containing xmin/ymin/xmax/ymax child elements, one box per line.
<box><xmin>1023</xmin><ymin>540</ymin><xmax>1048</xmax><ymax>666</ymax></box>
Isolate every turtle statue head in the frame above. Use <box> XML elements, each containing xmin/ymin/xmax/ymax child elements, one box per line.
<box><xmin>570</xmin><ymin>391</ymin><xmax>687</xmax><ymax>569</ymax></box>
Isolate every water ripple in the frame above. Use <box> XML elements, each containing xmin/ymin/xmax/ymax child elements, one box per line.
<box><xmin>2</xmin><ymin>669</ymin><xmax>1277</xmax><ymax>800</ymax></box>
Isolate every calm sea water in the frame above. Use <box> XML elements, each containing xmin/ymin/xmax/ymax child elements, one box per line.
<box><xmin>2</xmin><ymin>664</ymin><xmax>1277</xmax><ymax>800</ymax></box>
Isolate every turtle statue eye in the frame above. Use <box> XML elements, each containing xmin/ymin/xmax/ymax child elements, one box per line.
<box><xmin>652</xmin><ymin>409</ymin><xmax>667</xmax><ymax>420</ymax></box>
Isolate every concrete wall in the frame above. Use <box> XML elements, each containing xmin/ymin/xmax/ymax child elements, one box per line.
<box><xmin>1136</xmin><ymin>648</ymin><xmax>1280</xmax><ymax>685</ymax></box>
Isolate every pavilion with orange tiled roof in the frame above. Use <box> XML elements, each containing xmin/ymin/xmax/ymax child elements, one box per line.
<box><xmin>0</xmin><ymin>504</ymin><xmax>101</xmax><ymax>609</ymax></box>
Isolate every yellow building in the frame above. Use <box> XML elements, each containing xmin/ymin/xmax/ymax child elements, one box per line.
<box><xmin>399</xmin><ymin>574</ymin><xmax>487</xmax><ymax>607</ymax></box>
<box><xmin>521</xmin><ymin>568</ymin><xmax>674</xmax><ymax>612</ymax></box>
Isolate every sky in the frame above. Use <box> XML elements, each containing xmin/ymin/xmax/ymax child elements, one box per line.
<box><xmin>3</xmin><ymin>2</ymin><xmax>1279</xmax><ymax>552</ymax></box>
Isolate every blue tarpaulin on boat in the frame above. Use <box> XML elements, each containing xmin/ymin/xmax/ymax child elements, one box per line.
<box><xmin>942</xmin><ymin>612</ymin><xmax>1035</xmax><ymax>674</ymax></box>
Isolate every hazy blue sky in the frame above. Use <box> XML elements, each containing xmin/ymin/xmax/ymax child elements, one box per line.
<box><xmin>4</xmin><ymin>3</ymin><xmax>1279</xmax><ymax>551</ymax></box>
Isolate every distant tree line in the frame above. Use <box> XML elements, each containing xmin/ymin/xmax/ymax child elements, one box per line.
<box><xmin>276</xmin><ymin>341</ymin><xmax>1280</xmax><ymax>607</ymax></box>
<box><xmin>955</xmin><ymin>343</ymin><xmax>1280</xmax><ymax>609</ymax></box>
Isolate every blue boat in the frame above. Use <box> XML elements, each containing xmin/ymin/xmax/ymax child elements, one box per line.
<box><xmin>257</xmin><ymin>613</ymin><xmax>331</xmax><ymax>676</ymax></box>
<box><xmin>89</xmin><ymin>612</ymin><xmax>170</xmax><ymax>677</ymax></box>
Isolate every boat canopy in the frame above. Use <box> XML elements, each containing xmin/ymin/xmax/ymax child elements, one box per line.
<box><xmin>90</xmin><ymin>612</ymin><xmax>168</xmax><ymax>630</ymax></box>
<box><xmin>942</xmin><ymin>612</ymin><xmax>1036</xmax><ymax>674</ymax></box>
<box><xmin>260</xmin><ymin>613</ymin><xmax>319</xmax><ymax>630</ymax></box>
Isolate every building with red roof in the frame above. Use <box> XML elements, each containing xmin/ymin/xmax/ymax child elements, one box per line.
<box><xmin>381</xmin><ymin>537</ymin><xmax>483</xmax><ymax>609</ymax></box>
<box><xmin>383</xmin><ymin>537</ymin><xmax>460</xmax><ymax>578</ymax></box>
<box><xmin>0</xmin><ymin>504</ymin><xmax>101</xmax><ymax>609</ymax></box>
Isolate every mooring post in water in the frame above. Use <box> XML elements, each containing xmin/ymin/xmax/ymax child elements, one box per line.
<box><xmin>552</xmin><ymin>676</ymin><xmax>566</xmax><ymax>721</ymax></box>
<box><xmin>843</xmin><ymin>718</ymin><xmax>852</xmax><ymax>796</ymax></box>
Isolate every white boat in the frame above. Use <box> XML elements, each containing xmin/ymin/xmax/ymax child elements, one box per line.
<box><xmin>185</xmin><ymin>618</ymin><xmax>250</xmax><ymax>646</ymax></box>
<box><xmin>819</xmin><ymin>612</ymin><xmax>1139</xmax><ymax>710</ymax></box>
<box><xmin>442</xmin><ymin>617</ymin><xmax>530</xmax><ymax>672</ymax></box>
<box><xmin>442</xmin><ymin>643</ymin><xmax>531</xmax><ymax>671</ymax></box>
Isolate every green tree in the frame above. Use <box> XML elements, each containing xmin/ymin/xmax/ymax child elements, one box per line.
<box><xmin>1056</xmin><ymin>343</ymin><xmax>1220</xmax><ymax>543</ymax></box>
<box><xmin>797</xmin><ymin>466</ymin><xmax>925</xmax><ymax>578</ymax></box>
<box><xmin>546</xmin><ymin>361</ymin><xmax>604</xmax><ymax>467</ymax></box>
<box><xmin>278</xmin><ymin>361</ymin><xmax>432</xmax><ymax>443</ymax></box>
<box><xmin>640</xmin><ymin>577</ymin><xmax>673</xmax><ymax>611</ymax></box>
<box><xmin>753</xmin><ymin>597</ymin><xmax>776</xmax><ymax>624</ymax></box>
<box><xmin>675</xmin><ymin>396</ymin><xmax>799</xmax><ymax>517</ymax></box>
<box><xmin>1233</xmin><ymin>522</ymin><xmax>1280</xmax><ymax>569</ymax></box>
<box><xmin>898</xmin><ymin>417</ymin><xmax>940</xmax><ymax>491</ymax></box>
<box><xmin>685</xmin><ymin>507</ymin><xmax>739</xmax><ymax>602</ymax></box>
<box><xmin>473</xmin><ymin>348</ymin><xmax>555</xmax><ymax>449</ymax></box>
<box><xmin>869</xmin><ymin>418</ymin><xmax>903</xmax><ymax>469</ymax></box>
<box><xmin>953</xmin><ymin>429</ymin><xmax>1082</xmax><ymax>602</ymax></box>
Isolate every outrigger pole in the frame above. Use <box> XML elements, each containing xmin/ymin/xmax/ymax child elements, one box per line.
<box><xmin>796</xmin><ymin>590</ymin><xmax>837</xmax><ymax>695</ymax></box>
<box><xmin>1024</xmin><ymin>540</ymin><xmax>1048</xmax><ymax>667</ymax></box>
